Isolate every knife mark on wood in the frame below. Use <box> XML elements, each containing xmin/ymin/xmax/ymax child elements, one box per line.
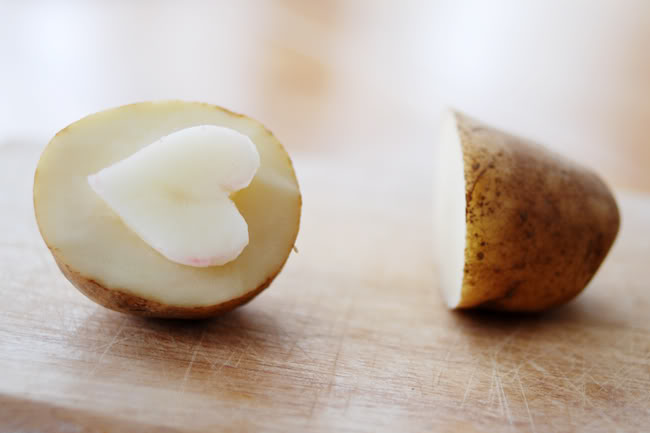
<box><xmin>499</xmin><ymin>373</ymin><xmax>513</xmax><ymax>427</ymax></box>
<box><xmin>460</xmin><ymin>365</ymin><xmax>476</xmax><ymax>408</ymax></box>
<box><xmin>215</xmin><ymin>349</ymin><xmax>236</xmax><ymax>372</ymax></box>
<box><xmin>88</xmin><ymin>317</ymin><xmax>127</xmax><ymax>378</ymax></box>
<box><xmin>180</xmin><ymin>330</ymin><xmax>205</xmax><ymax>394</ymax></box>
<box><xmin>435</xmin><ymin>331</ymin><xmax>460</xmax><ymax>387</ymax></box>
<box><xmin>516</xmin><ymin>370</ymin><xmax>535</xmax><ymax>433</ymax></box>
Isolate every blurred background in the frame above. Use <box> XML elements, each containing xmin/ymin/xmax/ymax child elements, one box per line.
<box><xmin>1</xmin><ymin>0</ymin><xmax>649</xmax><ymax>191</ymax></box>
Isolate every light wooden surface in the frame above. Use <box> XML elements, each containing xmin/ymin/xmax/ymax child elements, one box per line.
<box><xmin>2</xmin><ymin>2</ymin><xmax>650</xmax><ymax>431</ymax></box>
<box><xmin>1</xmin><ymin>140</ymin><xmax>650</xmax><ymax>432</ymax></box>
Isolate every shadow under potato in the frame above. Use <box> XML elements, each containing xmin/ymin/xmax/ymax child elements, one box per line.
<box><xmin>448</xmin><ymin>294</ymin><xmax>601</xmax><ymax>331</ymax></box>
<box><xmin>128</xmin><ymin>307</ymin><xmax>269</xmax><ymax>333</ymax></box>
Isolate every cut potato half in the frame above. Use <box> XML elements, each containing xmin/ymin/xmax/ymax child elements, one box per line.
<box><xmin>435</xmin><ymin>110</ymin><xmax>620</xmax><ymax>312</ymax></box>
<box><xmin>34</xmin><ymin>101</ymin><xmax>301</xmax><ymax>319</ymax></box>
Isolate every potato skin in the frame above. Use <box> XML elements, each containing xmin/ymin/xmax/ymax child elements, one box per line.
<box><xmin>455</xmin><ymin>112</ymin><xmax>620</xmax><ymax>311</ymax></box>
<box><xmin>52</xmin><ymin>248</ymin><xmax>278</xmax><ymax>319</ymax></box>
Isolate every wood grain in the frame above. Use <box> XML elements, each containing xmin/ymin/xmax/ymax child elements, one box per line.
<box><xmin>1</xmin><ymin>141</ymin><xmax>649</xmax><ymax>432</ymax></box>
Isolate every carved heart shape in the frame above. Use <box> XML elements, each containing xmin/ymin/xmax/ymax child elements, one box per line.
<box><xmin>88</xmin><ymin>125</ymin><xmax>260</xmax><ymax>267</ymax></box>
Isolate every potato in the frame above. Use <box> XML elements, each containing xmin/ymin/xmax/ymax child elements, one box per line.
<box><xmin>34</xmin><ymin>101</ymin><xmax>301</xmax><ymax>319</ymax></box>
<box><xmin>434</xmin><ymin>111</ymin><xmax>620</xmax><ymax>312</ymax></box>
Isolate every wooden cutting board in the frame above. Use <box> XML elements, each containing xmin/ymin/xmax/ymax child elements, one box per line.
<box><xmin>1</xmin><ymin>141</ymin><xmax>649</xmax><ymax>433</ymax></box>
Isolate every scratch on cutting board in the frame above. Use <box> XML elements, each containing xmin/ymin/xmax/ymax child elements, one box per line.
<box><xmin>307</xmin><ymin>389</ymin><xmax>320</xmax><ymax>420</ymax></box>
<box><xmin>324</xmin><ymin>327</ymin><xmax>345</xmax><ymax>401</ymax></box>
<box><xmin>516</xmin><ymin>370</ymin><xmax>536</xmax><ymax>433</ymax></box>
<box><xmin>210</xmin><ymin>349</ymin><xmax>236</xmax><ymax>373</ymax></box>
<box><xmin>595</xmin><ymin>361</ymin><xmax>631</xmax><ymax>395</ymax></box>
<box><xmin>200</xmin><ymin>334</ymin><xmax>247</xmax><ymax>373</ymax></box>
<box><xmin>491</xmin><ymin>358</ymin><xmax>513</xmax><ymax>426</ymax></box>
<box><xmin>505</xmin><ymin>334</ymin><xmax>532</xmax><ymax>379</ymax></box>
<box><xmin>481</xmin><ymin>325</ymin><xmax>522</xmax><ymax>416</ymax></box>
<box><xmin>494</xmin><ymin>367</ymin><xmax>503</xmax><ymax>417</ymax></box>
<box><xmin>434</xmin><ymin>330</ymin><xmax>460</xmax><ymax>387</ymax></box>
<box><xmin>180</xmin><ymin>330</ymin><xmax>205</xmax><ymax>394</ymax></box>
<box><xmin>506</xmin><ymin>340</ymin><xmax>549</xmax><ymax>383</ymax></box>
<box><xmin>284</xmin><ymin>333</ymin><xmax>313</xmax><ymax>363</ymax></box>
<box><xmin>285</xmin><ymin>338</ymin><xmax>299</xmax><ymax>360</ymax></box>
<box><xmin>307</xmin><ymin>298</ymin><xmax>354</xmax><ymax>418</ymax></box>
<box><xmin>486</xmin><ymin>363</ymin><xmax>496</xmax><ymax>407</ymax></box>
<box><xmin>531</xmin><ymin>367</ymin><xmax>582</xmax><ymax>407</ymax></box>
<box><xmin>168</xmin><ymin>333</ymin><xmax>179</xmax><ymax>349</ymax></box>
<box><xmin>580</xmin><ymin>398</ymin><xmax>618</xmax><ymax>432</ymax></box>
<box><xmin>527</xmin><ymin>359</ymin><xmax>549</xmax><ymax>377</ymax></box>
<box><xmin>551</xmin><ymin>362</ymin><xmax>620</xmax><ymax>431</ymax></box>
<box><xmin>580</xmin><ymin>366</ymin><xmax>596</xmax><ymax>413</ymax></box>
<box><xmin>586</xmin><ymin>372</ymin><xmax>603</xmax><ymax>389</ymax></box>
<box><xmin>324</xmin><ymin>300</ymin><xmax>354</xmax><ymax>401</ymax></box>
<box><xmin>499</xmin><ymin>375</ymin><xmax>513</xmax><ymax>428</ymax></box>
<box><xmin>199</xmin><ymin>349</ymin><xmax>239</xmax><ymax>392</ymax></box>
<box><xmin>492</xmin><ymin>326</ymin><xmax>521</xmax><ymax>359</ymax></box>
<box><xmin>460</xmin><ymin>365</ymin><xmax>476</xmax><ymax>408</ymax></box>
<box><xmin>246</xmin><ymin>335</ymin><xmax>266</xmax><ymax>363</ymax></box>
<box><xmin>233</xmin><ymin>341</ymin><xmax>252</xmax><ymax>369</ymax></box>
<box><xmin>554</xmin><ymin>362</ymin><xmax>586</xmax><ymax>401</ymax></box>
<box><xmin>87</xmin><ymin>317</ymin><xmax>127</xmax><ymax>377</ymax></box>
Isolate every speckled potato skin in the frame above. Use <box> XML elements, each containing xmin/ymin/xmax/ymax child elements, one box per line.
<box><xmin>455</xmin><ymin>112</ymin><xmax>620</xmax><ymax>311</ymax></box>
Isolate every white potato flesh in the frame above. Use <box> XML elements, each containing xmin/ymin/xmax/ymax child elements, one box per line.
<box><xmin>88</xmin><ymin>125</ymin><xmax>260</xmax><ymax>267</ymax></box>
<box><xmin>434</xmin><ymin>111</ymin><xmax>466</xmax><ymax>308</ymax></box>
<box><xmin>35</xmin><ymin>101</ymin><xmax>301</xmax><ymax>307</ymax></box>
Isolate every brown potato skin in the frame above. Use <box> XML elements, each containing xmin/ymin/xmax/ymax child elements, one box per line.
<box><xmin>455</xmin><ymin>112</ymin><xmax>620</xmax><ymax>311</ymax></box>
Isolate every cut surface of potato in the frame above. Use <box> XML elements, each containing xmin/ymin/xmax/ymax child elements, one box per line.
<box><xmin>434</xmin><ymin>111</ymin><xmax>467</xmax><ymax>308</ymax></box>
<box><xmin>34</xmin><ymin>101</ymin><xmax>301</xmax><ymax>318</ymax></box>
<box><xmin>88</xmin><ymin>125</ymin><xmax>260</xmax><ymax>268</ymax></box>
<box><xmin>435</xmin><ymin>110</ymin><xmax>620</xmax><ymax>312</ymax></box>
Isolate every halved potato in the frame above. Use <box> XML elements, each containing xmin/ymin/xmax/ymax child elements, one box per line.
<box><xmin>34</xmin><ymin>101</ymin><xmax>301</xmax><ymax>319</ymax></box>
<box><xmin>435</xmin><ymin>110</ymin><xmax>620</xmax><ymax>312</ymax></box>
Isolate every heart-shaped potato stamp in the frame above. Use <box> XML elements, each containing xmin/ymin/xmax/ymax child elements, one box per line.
<box><xmin>88</xmin><ymin>125</ymin><xmax>260</xmax><ymax>267</ymax></box>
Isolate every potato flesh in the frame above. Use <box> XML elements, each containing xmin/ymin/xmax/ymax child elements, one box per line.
<box><xmin>34</xmin><ymin>102</ymin><xmax>301</xmax><ymax>307</ymax></box>
<box><xmin>88</xmin><ymin>125</ymin><xmax>260</xmax><ymax>268</ymax></box>
<box><xmin>434</xmin><ymin>111</ymin><xmax>466</xmax><ymax>308</ymax></box>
